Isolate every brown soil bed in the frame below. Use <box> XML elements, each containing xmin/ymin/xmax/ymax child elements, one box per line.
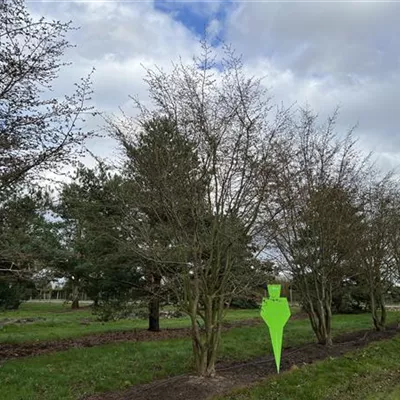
<box><xmin>85</xmin><ymin>324</ymin><xmax>400</xmax><ymax>400</ymax></box>
<box><xmin>0</xmin><ymin>318</ymin><xmax>268</xmax><ymax>361</ymax></box>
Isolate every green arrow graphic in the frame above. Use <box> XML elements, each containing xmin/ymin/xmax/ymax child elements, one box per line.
<box><xmin>260</xmin><ymin>284</ymin><xmax>291</xmax><ymax>373</ymax></box>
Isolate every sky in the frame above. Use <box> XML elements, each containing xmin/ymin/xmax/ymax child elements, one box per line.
<box><xmin>26</xmin><ymin>0</ymin><xmax>400</xmax><ymax>174</ymax></box>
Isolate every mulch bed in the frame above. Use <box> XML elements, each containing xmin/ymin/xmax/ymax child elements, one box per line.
<box><xmin>84</xmin><ymin>324</ymin><xmax>400</xmax><ymax>400</ymax></box>
<box><xmin>0</xmin><ymin>317</ymin><xmax>271</xmax><ymax>361</ymax></box>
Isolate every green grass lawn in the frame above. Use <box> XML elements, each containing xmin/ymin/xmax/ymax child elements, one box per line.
<box><xmin>0</xmin><ymin>302</ymin><xmax>262</xmax><ymax>343</ymax></box>
<box><xmin>369</xmin><ymin>385</ymin><xmax>400</xmax><ymax>400</ymax></box>
<box><xmin>217</xmin><ymin>334</ymin><xmax>400</xmax><ymax>400</ymax></box>
<box><xmin>1</xmin><ymin>312</ymin><xmax>398</xmax><ymax>400</ymax></box>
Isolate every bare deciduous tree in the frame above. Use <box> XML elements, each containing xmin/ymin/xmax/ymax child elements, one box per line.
<box><xmin>390</xmin><ymin>193</ymin><xmax>400</xmax><ymax>284</ymax></box>
<box><xmin>0</xmin><ymin>0</ymin><xmax>96</xmax><ymax>194</ymax></box>
<box><xmin>264</xmin><ymin>107</ymin><xmax>371</xmax><ymax>345</ymax></box>
<box><xmin>109</xmin><ymin>40</ymin><xmax>290</xmax><ymax>376</ymax></box>
<box><xmin>359</xmin><ymin>176</ymin><xmax>400</xmax><ymax>330</ymax></box>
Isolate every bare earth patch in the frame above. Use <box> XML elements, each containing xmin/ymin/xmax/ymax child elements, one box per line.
<box><xmin>0</xmin><ymin>316</ymin><xmax>47</xmax><ymax>326</ymax></box>
<box><xmin>84</xmin><ymin>325</ymin><xmax>400</xmax><ymax>400</ymax></box>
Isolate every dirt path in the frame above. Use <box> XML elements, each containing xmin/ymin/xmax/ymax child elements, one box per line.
<box><xmin>0</xmin><ymin>317</ymin><xmax>274</xmax><ymax>361</ymax></box>
<box><xmin>84</xmin><ymin>325</ymin><xmax>400</xmax><ymax>400</ymax></box>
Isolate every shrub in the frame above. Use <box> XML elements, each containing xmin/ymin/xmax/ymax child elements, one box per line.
<box><xmin>0</xmin><ymin>279</ymin><xmax>36</xmax><ymax>310</ymax></box>
<box><xmin>230</xmin><ymin>296</ymin><xmax>259</xmax><ymax>309</ymax></box>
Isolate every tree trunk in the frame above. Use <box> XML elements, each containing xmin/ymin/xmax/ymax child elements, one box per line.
<box><xmin>371</xmin><ymin>291</ymin><xmax>386</xmax><ymax>331</ymax></box>
<box><xmin>71</xmin><ymin>285</ymin><xmax>80</xmax><ymax>309</ymax></box>
<box><xmin>189</xmin><ymin>296</ymin><xmax>224</xmax><ymax>377</ymax></box>
<box><xmin>323</xmin><ymin>292</ymin><xmax>333</xmax><ymax>345</ymax></box>
<box><xmin>148</xmin><ymin>297</ymin><xmax>160</xmax><ymax>332</ymax></box>
<box><xmin>191</xmin><ymin>318</ymin><xmax>221</xmax><ymax>377</ymax></box>
<box><xmin>305</xmin><ymin>299</ymin><xmax>332</xmax><ymax>345</ymax></box>
<box><xmin>315</xmin><ymin>312</ymin><xmax>332</xmax><ymax>345</ymax></box>
<box><xmin>317</xmin><ymin>322</ymin><xmax>333</xmax><ymax>345</ymax></box>
<box><xmin>148</xmin><ymin>273</ymin><xmax>161</xmax><ymax>332</ymax></box>
<box><xmin>71</xmin><ymin>298</ymin><xmax>79</xmax><ymax>309</ymax></box>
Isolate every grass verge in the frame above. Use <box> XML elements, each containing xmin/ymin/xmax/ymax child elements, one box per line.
<box><xmin>217</xmin><ymin>334</ymin><xmax>400</xmax><ymax>400</ymax></box>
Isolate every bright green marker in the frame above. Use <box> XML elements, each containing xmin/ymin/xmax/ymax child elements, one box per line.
<box><xmin>260</xmin><ymin>284</ymin><xmax>291</xmax><ymax>373</ymax></box>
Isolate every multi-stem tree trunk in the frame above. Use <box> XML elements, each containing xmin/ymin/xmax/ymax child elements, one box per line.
<box><xmin>190</xmin><ymin>297</ymin><xmax>224</xmax><ymax>377</ymax></box>
<box><xmin>191</xmin><ymin>324</ymin><xmax>222</xmax><ymax>377</ymax></box>
<box><xmin>304</xmin><ymin>288</ymin><xmax>333</xmax><ymax>345</ymax></box>
<box><xmin>306</xmin><ymin>305</ymin><xmax>333</xmax><ymax>345</ymax></box>
<box><xmin>148</xmin><ymin>273</ymin><xmax>161</xmax><ymax>332</ymax></box>
<box><xmin>370</xmin><ymin>290</ymin><xmax>387</xmax><ymax>331</ymax></box>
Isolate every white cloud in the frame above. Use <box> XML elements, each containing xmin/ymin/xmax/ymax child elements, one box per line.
<box><xmin>206</xmin><ymin>18</ymin><xmax>221</xmax><ymax>39</ymax></box>
<box><xmin>25</xmin><ymin>0</ymin><xmax>400</xmax><ymax>176</ymax></box>
<box><xmin>224</xmin><ymin>1</ymin><xmax>400</xmax><ymax>173</ymax></box>
<box><xmin>27</xmin><ymin>0</ymin><xmax>202</xmax><ymax>166</ymax></box>
<box><xmin>225</xmin><ymin>1</ymin><xmax>400</xmax><ymax>79</ymax></box>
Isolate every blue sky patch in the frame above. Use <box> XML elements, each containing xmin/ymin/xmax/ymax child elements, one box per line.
<box><xmin>154</xmin><ymin>0</ymin><xmax>233</xmax><ymax>40</ymax></box>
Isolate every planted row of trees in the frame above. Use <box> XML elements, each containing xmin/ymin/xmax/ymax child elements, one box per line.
<box><xmin>266</xmin><ymin>108</ymin><xmax>400</xmax><ymax>344</ymax></box>
<box><xmin>1</xmin><ymin>0</ymin><xmax>400</xmax><ymax>378</ymax></box>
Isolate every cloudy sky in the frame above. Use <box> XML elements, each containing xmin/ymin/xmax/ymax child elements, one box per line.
<box><xmin>27</xmin><ymin>0</ymin><xmax>400</xmax><ymax>173</ymax></box>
